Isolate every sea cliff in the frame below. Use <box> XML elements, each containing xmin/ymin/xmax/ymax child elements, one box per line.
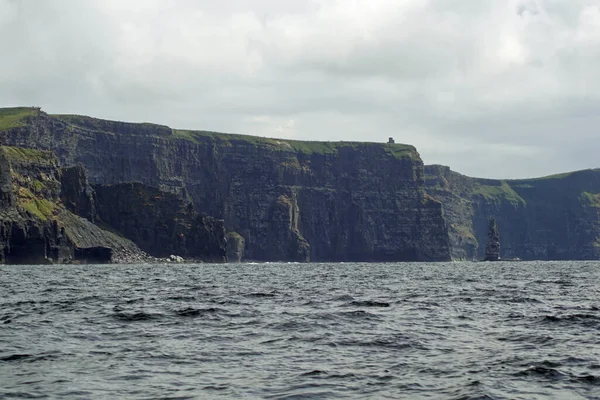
<box><xmin>425</xmin><ymin>165</ymin><xmax>600</xmax><ymax>261</ymax></box>
<box><xmin>0</xmin><ymin>145</ymin><xmax>145</xmax><ymax>263</ymax></box>
<box><xmin>0</xmin><ymin>107</ymin><xmax>451</xmax><ymax>262</ymax></box>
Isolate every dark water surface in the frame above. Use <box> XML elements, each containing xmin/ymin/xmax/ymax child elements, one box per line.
<box><xmin>2</xmin><ymin>261</ymin><xmax>600</xmax><ymax>399</ymax></box>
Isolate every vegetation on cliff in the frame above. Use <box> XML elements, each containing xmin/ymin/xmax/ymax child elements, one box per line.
<box><xmin>0</xmin><ymin>107</ymin><xmax>449</xmax><ymax>262</ymax></box>
<box><xmin>173</xmin><ymin>130</ymin><xmax>418</xmax><ymax>160</ymax></box>
<box><xmin>0</xmin><ymin>107</ymin><xmax>39</xmax><ymax>131</ymax></box>
<box><xmin>0</xmin><ymin>143</ymin><xmax>227</xmax><ymax>264</ymax></box>
<box><xmin>47</xmin><ymin>110</ymin><xmax>419</xmax><ymax>160</ymax></box>
<box><xmin>0</xmin><ymin>145</ymin><xmax>147</xmax><ymax>263</ymax></box>
<box><xmin>425</xmin><ymin>165</ymin><xmax>600</xmax><ymax>261</ymax></box>
<box><xmin>5</xmin><ymin>106</ymin><xmax>600</xmax><ymax>263</ymax></box>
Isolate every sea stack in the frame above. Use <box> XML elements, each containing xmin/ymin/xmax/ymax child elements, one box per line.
<box><xmin>484</xmin><ymin>217</ymin><xmax>500</xmax><ymax>261</ymax></box>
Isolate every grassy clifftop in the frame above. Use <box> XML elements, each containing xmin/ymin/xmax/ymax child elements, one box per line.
<box><xmin>172</xmin><ymin>129</ymin><xmax>417</xmax><ymax>160</ymax></box>
<box><xmin>0</xmin><ymin>107</ymin><xmax>39</xmax><ymax>131</ymax></box>
<box><xmin>26</xmin><ymin>108</ymin><xmax>417</xmax><ymax>160</ymax></box>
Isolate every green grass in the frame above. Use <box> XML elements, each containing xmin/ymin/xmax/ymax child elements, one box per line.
<box><xmin>535</xmin><ymin>171</ymin><xmax>577</xmax><ymax>180</ymax></box>
<box><xmin>581</xmin><ymin>192</ymin><xmax>600</xmax><ymax>208</ymax></box>
<box><xmin>20</xmin><ymin>198</ymin><xmax>56</xmax><ymax>221</ymax></box>
<box><xmin>31</xmin><ymin>179</ymin><xmax>46</xmax><ymax>192</ymax></box>
<box><xmin>21</xmin><ymin>201</ymin><xmax>46</xmax><ymax>220</ymax></box>
<box><xmin>171</xmin><ymin>129</ymin><xmax>417</xmax><ymax>159</ymax></box>
<box><xmin>51</xmin><ymin>111</ymin><xmax>419</xmax><ymax>159</ymax></box>
<box><xmin>472</xmin><ymin>181</ymin><xmax>526</xmax><ymax>206</ymax></box>
<box><xmin>53</xmin><ymin>114</ymin><xmax>171</xmax><ymax>136</ymax></box>
<box><xmin>0</xmin><ymin>107</ymin><xmax>38</xmax><ymax>131</ymax></box>
<box><xmin>16</xmin><ymin>186</ymin><xmax>57</xmax><ymax>221</ymax></box>
<box><xmin>512</xmin><ymin>183</ymin><xmax>534</xmax><ymax>189</ymax></box>
<box><xmin>449</xmin><ymin>223</ymin><xmax>477</xmax><ymax>242</ymax></box>
<box><xmin>508</xmin><ymin>169</ymin><xmax>593</xmax><ymax>183</ymax></box>
<box><xmin>2</xmin><ymin>146</ymin><xmax>56</xmax><ymax>163</ymax></box>
<box><xmin>53</xmin><ymin>114</ymin><xmax>99</xmax><ymax>127</ymax></box>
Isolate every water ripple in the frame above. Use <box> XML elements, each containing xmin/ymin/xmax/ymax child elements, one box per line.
<box><xmin>1</xmin><ymin>261</ymin><xmax>600</xmax><ymax>399</ymax></box>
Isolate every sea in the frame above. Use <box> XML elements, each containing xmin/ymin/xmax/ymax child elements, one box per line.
<box><xmin>1</xmin><ymin>261</ymin><xmax>600</xmax><ymax>399</ymax></box>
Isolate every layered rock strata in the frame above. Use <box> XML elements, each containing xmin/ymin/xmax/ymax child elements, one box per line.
<box><xmin>0</xmin><ymin>145</ymin><xmax>145</xmax><ymax>263</ymax></box>
<box><xmin>93</xmin><ymin>182</ymin><xmax>227</xmax><ymax>262</ymax></box>
<box><xmin>425</xmin><ymin>165</ymin><xmax>600</xmax><ymax>261</ymax></box>
<box><xmin>484</xmin><ymin>218</ymin><xmax>500</xmax><ymax>261</ymax></box>
<box><xmin>0</xmin><ymin>107</ymin><xmax>452</xmax><ymax>262</ymax></box>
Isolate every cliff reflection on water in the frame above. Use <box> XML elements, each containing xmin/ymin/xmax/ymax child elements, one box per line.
<box><xmin>1</xmin><ymin>261</ymin><xmax>600</xmax><ymax>399</ymax></box>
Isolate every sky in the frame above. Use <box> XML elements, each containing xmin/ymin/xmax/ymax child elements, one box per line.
<box><xmin>1</xmin><ymin>0</ymin><xmax>599</xmax><ymax>178</ymax></box>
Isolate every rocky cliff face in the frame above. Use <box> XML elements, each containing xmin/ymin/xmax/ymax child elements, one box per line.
<box><xmin>93</xmin><ymin>182</ymin><xmax>227</xmax><ymax>262</ymax></box>
<box><xmin>0</xmin><ymin>107</ymin><xmax>451</xmax><ymax>262</ymax></box>
<box><xmin>0</xmin><ymin>145</ymin><xmax>145</xmax><ymax>263</ymax></box>
<box><xmin>425</xmin><ymin>165</ymin><xmax>600</xmax><ymax>261</ymax></box>
<box><xmin>484</xmin><ymin>218</ymin><xmax>500</xmax><ymax>261</ymax></box>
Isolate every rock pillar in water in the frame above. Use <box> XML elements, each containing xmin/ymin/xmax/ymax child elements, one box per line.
<box><xmin>226</xmin><ymin>232</ymin><xmax>245</xmax><ymax>263</ymax></box>
<box><xmin>484</xmin><ymin>217</ymin><xmax>500</xmax><ymax>261</ymax></box>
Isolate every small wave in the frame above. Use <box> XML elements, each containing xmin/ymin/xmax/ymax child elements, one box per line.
<box><xmin>505</xmin><ymin>297</ymin><xmax>541</xmax><ymax>304</ymax></box>
<box><xmin>175</xmin><ymin>307</ymin><xmax>225</xmax><ymax>317</ymax></box>
<box><xmin>0</xmin><ymin>391</ymin><xmax>51</xmax><ymax>399</ymax></box>
<box><xmin>335</xmin><ymin>310</ymin><xmax>381</xmax><ymax>320</ymax></box>
<box><xmin>1</xmin><ymin>352</ymin><xmax>62</xmax><ymax>363</ymax></box>
<box><xmin>542</xmin><ymin>313</ymin><xmax>600</xmax><ymax>325</ymax></box>
<box><xmin>202</xmin><ymin>384</ymin><xmax>229</xmax><ymax>391</ymax></box>
<box><xmin>167</xmin><ymin>296</ymin><xmax>197</xmax><ymax>301</ymax></box>
<box><xmin>334</xmin><ymin>334</ymin><xmax>425</xmax><ymax>350</ymax></box>
<box><xmin>267</xmin><ymin>320</ymin><xmax>306</xmax><ymax>331</ymax></box>
<box><xmin>209</xmin><ymin>298</ymin><xmax>245</xmax><ymax>305</ymax></box>
<box><xmin>572</xmin><ymin>374</ymin><xmax>600</xmax><ymax>385</ymax></box>
<box><xmin>300</xmin><ymin>370</ymin><xmax>328</xmax><ymax>377</ymax></box>
<box><xmin>514</xmin><ymin>365</ymin><xmax>565</xmax><ymax>379</ymax></box>
<box><xmin>113</xmin><ymin>311</ymin><xmax>162</xmax><ymax>322</ymax></box>
<box><xmin>347</xmin><ymin>300</ymin><xmax>390</xmax><ymax>308</ymax></box>
<box><xmin>1</xmin><ymin>353</ymin><xmax>32</xmax><ymax>362</ymax></box>
<box><xmin>515</xmin><ymin>362</ymin><xmax>600</xmax><ymax>386</ymax></box>
<box><xmin>247</xmin><ymin>292</ymin><xmax>277</xmax><ymax>298</ymax></box>
<box><xmin>496</xmin><ymin>333</ymin><xmax>555</xmax><ymax>344</ymax></box>
<box><xmin>331</xmin><ymin>295</ymin><xmax>354</xmax><ymax>301</ymax></box>
<box><xmin>534</xmin><ymin>279</ymin><xmax>573</xmax><ymax>286</ymax></box>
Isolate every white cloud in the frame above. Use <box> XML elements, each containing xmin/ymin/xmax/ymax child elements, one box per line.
<box><xmin>1</xmin><ymin>0</ymin><xmax>600</xmax><ymax>178</ymax></box>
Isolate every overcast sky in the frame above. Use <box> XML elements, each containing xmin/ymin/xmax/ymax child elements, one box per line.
<box><xmin>1</xmin><ymin>0</ymin><xmax>599</xmax><ymax>178</ymax></box>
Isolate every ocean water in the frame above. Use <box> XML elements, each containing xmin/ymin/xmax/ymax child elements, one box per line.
<box><xmin>1</xmin><ymin>261</ymin><xmax>600</xmax><ymax>399</ymax></box>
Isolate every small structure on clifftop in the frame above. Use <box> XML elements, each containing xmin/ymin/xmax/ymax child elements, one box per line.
<box><xmin>484</xmin><ymin>217</ymin><xmax>500</xmax><ymax>261</ymax></box>
<box><xmin>388</xmin><ymin>137</ymin><xmax>395</xmax><ymax>144</ymax></box>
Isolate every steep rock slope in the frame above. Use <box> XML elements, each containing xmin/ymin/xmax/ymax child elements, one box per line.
<box><xmin>425</xmin><ymin>165</ymin><xmax>600</xmax><ymax>261</ymax></box>
<box><xmin>0</xmin><ymin>146</ymin><xmax>145</xmax><ymax>263</ymax></box>
<box><xmin>94</xmin><ymin>182</ymin><xmax>227</xmax><ymax>262</ymax></box>
<box><xmin>0</xmin><ymin>107</ymin><xmax>451</xmax><ymax>262</ymax></box>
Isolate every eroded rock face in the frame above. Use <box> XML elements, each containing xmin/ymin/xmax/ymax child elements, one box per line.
<box><xmin>0</xmin><ymin>110</ymin><xmax>452</xmax><ymax>262</ymax></box>
<box><xmin>484</xmin><ymin>218</ymin><xmax>500</xmax><ymax>261</ymax></box>
<box><xmin>425</xmin><ymin>165</ymin><xmax>600</xmax><ymax>261</ymax></box>
<box><xmin>60</xmin><ymin>164</ymin><xmax>95</xmax><ymax>222</ymax></box>
<box><xmin>226</xmin><ymin>232</ymin><xmax>245</xmax><ymax>263</ymax></box>
<box><xmin>0</xmin><ymin>146</ymin><xmax>144</xmax><ymax>264</ymax></box>
<box><xmin>0</xmin><ymin>144</ymin><xmax>228</xmax><ymax>264</ymax></box>
<box><xmin>93</xmin><ymin>182</ymin><xmax>227</xmax><ymax>262</ymax></box>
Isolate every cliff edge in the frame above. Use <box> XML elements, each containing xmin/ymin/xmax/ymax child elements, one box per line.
<box><xmin>425</xmin><ymin>165</ymin><xmax>600</xmax><ymax>261</ymax></box>
<box><xmin>0</xmin><ymin>107</ymin><xmax>452</xmax><ymax>262</ymax></box>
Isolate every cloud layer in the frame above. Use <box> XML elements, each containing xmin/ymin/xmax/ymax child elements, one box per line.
<box><xmin>1</xmin><ymin>0</ymin><xmax>599</xmax><ymax>178</ymax></box>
